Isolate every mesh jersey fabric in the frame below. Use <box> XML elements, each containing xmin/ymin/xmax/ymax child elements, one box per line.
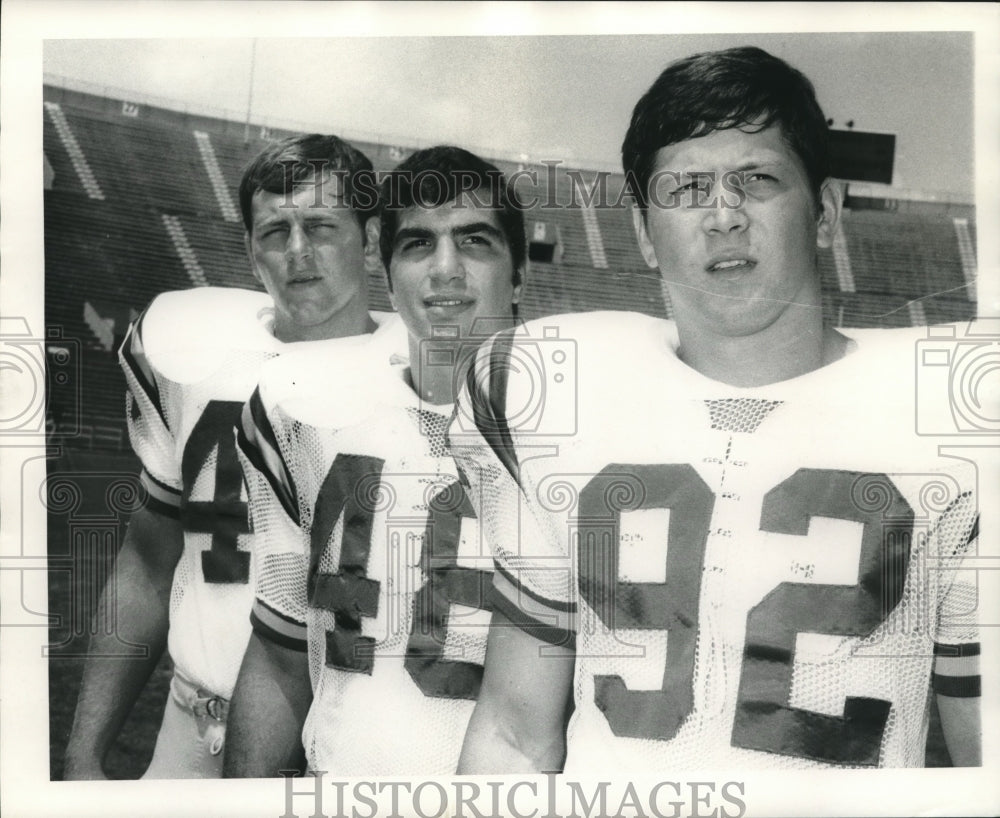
<box><xmin>119</xmin><ymin>286</ymin><xmax>403</xmax><ymax>699</ymax></box>
<box><xmin>241</xmin><ymin>340</ymin><xmax>493</xmax><ymax>775</ymax></box>
<box><xmin>449</xmin><ymin>311</ymin><xmax>980</xmax><ymax>771</ymax></box>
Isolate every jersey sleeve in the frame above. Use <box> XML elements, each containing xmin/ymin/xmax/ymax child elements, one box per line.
<box><xmin>237</xmin><ymin>387</ymin><xmax>309</xmax><ymax>652</ymax></box>
<box><xmin>930</xmin><ymin>485</ymin><xmax>981</xmax><ymax>700</ymax></box>
<box><xmin>118</xmin><ymin>309</ymin><xmax>181</xmax><ymax>518</ymax></box>
<box><xmin>450</xmin><ymin>329</ymin><xmax>576</xmax><ymax>648</ymax></box>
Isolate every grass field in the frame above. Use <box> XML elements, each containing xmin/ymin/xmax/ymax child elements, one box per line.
<box><xmin>45</xmin><ymin>447</ymin><xmax>955</xmax><ymax>779</ymax></box>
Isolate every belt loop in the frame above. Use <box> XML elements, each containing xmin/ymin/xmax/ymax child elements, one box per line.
<box><xmin>204</xmin><ymin>696</ymin><xmax>229</xmax><ymax>722</ymax></box>
<box><xmin>170</xmin><ymin>672</ymin><xmax>230</xmax><ymax>722</ymax></box>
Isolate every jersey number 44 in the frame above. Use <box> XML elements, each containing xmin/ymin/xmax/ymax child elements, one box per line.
<box><xmin>307</xmin><ymin>453</ymin><xmax>491</xmax><ymax>700</ymax></box>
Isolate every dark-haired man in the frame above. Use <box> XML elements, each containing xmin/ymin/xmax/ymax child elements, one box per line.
<box><xmin>455</xmin><ymin>47</ymin><xmax>980</xmax><ymax>772</ymax></box>
<box><xmin>225</xmin><ymin>146</ymin><xmax>524</xmax><ymax>777</ymax></box>
<box><xmin>64</xmin><ymin>134</ymin><xmax>399</xmax><ymax>779</ymax></box>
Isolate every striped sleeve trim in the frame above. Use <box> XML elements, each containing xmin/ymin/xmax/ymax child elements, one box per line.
<box><xmin>139</xmin><ymin>469</ymin><xmax>181</xmax><ymax>518</ymax></box>
<box><xmin>236</xmin><ymin>389</ymin><xmax>300</xmax><ymax>525</ymax></box>
<box><xmin>490</xmin><ymin>587</ymin><xmax>576</xmax><ymax>650</ymax></box>
<box><xmin>493</xmin><ymin>560</ymin><xmax>576</xmax><ymax>613</ymax></box>
<box><xmin>932</xmin><ymin>673</ymin><xmax>981</xmax><ymax>698</ymax></box>
<box><xmin>466</xmin><ymin>331</ymin><xmax>519</xmax><ymax>480</ymax></box>
<box><xmin>491</xmin><ymin>567</ymin><xmax>575</xmax><ymax>647</ymax></box>
<box><xmin>933</xmin><ymin>641</ymin><xmax>981</xmax><ymax>698</ymax></box>
<box><xmin>119</xmin><ymin>311</ymin><xmax>167</xmax><ymax>427</ymax></box>
<box><xmin>250</xmin><ymin>598</ymin><xmax>308</xmax><ymax>652</ymax></box>
<box><xmin>933</xmin><ymin>642</ymin><xmax>980</xmax><ymax>657</ymax></box>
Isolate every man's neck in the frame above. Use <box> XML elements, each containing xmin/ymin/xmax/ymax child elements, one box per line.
<box><xmin>407</xmin><ymin>317</ymin><xmax>518</xmax><ymax>405</ymax></box>
<box><xmin>676</xmin><ymin>308</ymin><xmax>848</xmax><ymax>388</ymax></box>
<box><xmin>274</xmin><ymin>304</ymin><xmax>377</xmax><ymax>343</ymax></box>
<box><xmin>407</xmin><ymin>335</ymin><xmax>459</xmax><ymax>406</ymax></box>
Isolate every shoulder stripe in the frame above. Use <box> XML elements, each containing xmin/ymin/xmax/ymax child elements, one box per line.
<box><xmin>966</xmin><ymin>513</ymin><xmax>979</xmax><ymax>547</ymax></box>
<box><xmin>236</xmin><ymin>390</ymin><xmax>300</xmax><ymax>525</ymax></box>
<box><xmin>250</xmin><ymin>598</ymin><xmax>308</xmax><ymax>652</ymax></box>
<box><xmin>139</xmin><ymin>469</ymin><xmax>181</xmax><ymax>518</ymax></box>
<box><xmin>933</xmin><ymin>492</ymin><xmax>978</xmax><ymax>555</ymax></box>
<box><xmin>491</xmin><ymin>588</ymin><xmax>576</xmax><ymax>649</ymax></box>
<box><xmin>119</xmin><ymin>310</ymin><xmax>167</xmax><ymax>427</ymax></box>
<box><xmin>493</xmin><ymin>560</ymin><xmax>576</xmax><ymax>613</ymax></box>
<box><xmin>466</xmin><ymin>330</ymin><xmax>519</xmax><ymax>480</ymax></box>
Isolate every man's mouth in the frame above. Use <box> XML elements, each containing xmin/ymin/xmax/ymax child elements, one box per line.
<box><xmin>706</xmin><ymin>257</ymin><xmax>756</xmax><ymax>273</ymax></box>
<box><xmin>288</xmin><ymin>274</ymin><xmax>322</xmax><ymax>285</ymax></box>
<box><xmin>424</xmin><ymin>295</ymin><xmax>473</xmax><ymax>309</ymax></box>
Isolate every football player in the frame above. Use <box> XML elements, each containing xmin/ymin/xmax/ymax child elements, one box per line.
<box><xmin>224</xmin><ymin>146</ymin><xmax>524</xmax><ymax>776</ymax></box>
<box><xmin>64</xmin><ymin>134</ymin><xmax>402</xmax><ymax>779</ymax></box>
<box><xmin>454</xmin><ymin>47</ymin><xmax>981</xmax><ymax>772</ymax></box>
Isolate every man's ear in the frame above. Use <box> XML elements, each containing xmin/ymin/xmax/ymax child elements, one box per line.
<box><xmin>631</xmin><ymin>205</ymin><xmax>659</xmax><ymax>269</ymax></box>
<box><xmin>363</xmin><ymin>216</ymin><xmax>384</xmax><ymax>275</ymax></box>
<box><xmin>815</xmin><ymin>178</ymin><xmax>844</xmax><ymax>250</ymax></box>
<box><xmin>244</xmin><ymin>232</ymin><xmax>262</xmax><ymax>283</ymax></box>
<box><xmin>364</xmin><ymin>216</ymin><xmax>380</xmax><ymax>249</ymax></box>
<box><xmin>512</xmin><ymin>276</ymin><xmax>524</xmax><ymax>305</ymax></box>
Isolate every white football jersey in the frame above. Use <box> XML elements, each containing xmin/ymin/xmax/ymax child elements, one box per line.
<box><xmin>120</xmin><ymin>286</ymin><xmax>402</xmax><ymax>699</ymax></box>
<box><xmin>240</xmin><ymin>340</ymin><xmax>493</xmax><ymax>775</ymax></box>
<box><xmin>450</xmin><ymin>312</ymin><xmax>980</xmax><ymax>771</ymax></box>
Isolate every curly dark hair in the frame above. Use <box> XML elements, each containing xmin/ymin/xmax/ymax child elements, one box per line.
<box><xmin>378</xmin><ymin>145</ymin><xmax>525</xmax><ymax>295</ymax></box>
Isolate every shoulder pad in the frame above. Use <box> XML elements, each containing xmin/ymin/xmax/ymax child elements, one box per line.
<box><xmin>516</xmin><ymin>310</ymin><xmax>674</xmax><ymax>349</ymax></box>
<box><xmin>138</xmin><ymin>288</ymin><xmax>276</xmax><ymax>382</ymax></box>
<box><xmin>369</xmin><ymin>311</ymin><xmax>410</xmax><ymax>362</ymax></box>
<box><xmin>501</xmin><ymin>311</ymin><xmax>676</xmax><ymax>393</ymax></box>
<box><xmin>257</xmin><ymin>332</ymin><xmax>408</xmax><ymax>429</ymax></box>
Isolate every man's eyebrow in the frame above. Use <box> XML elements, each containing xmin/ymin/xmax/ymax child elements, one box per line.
<box><xmin>254</xmin><ymin>206</ymin><xmax>348</xmax><ymax>228</ymax></box>
<box><xmin>393</xmin><ymin>226</ymin><xmax>434</xmax><ymax>246</ymax></box>
<box><xmin>670</xmin><ymin>156</ymin><xmax>786</xmax><ymax>175</ymax></box>
<box><xmin>253</xmin><ymin>213</ymin><xmax>287</xmax><ymax>229</ymax></box>
<box><xmin>393</xmin><ymin>222</ymin><xmax>506</xmax><ymax>246</ymax></box>
<box><xmin>452</xmin><ymin>221</ymin><xmax>506</xmax><ymax>241</ymax></box>
<box><xmin>300</xmin><ymin>210</ymin><xmax>347</xmax><ymax>221</ymax></box>
<box><xmin>730</xmin><ymin>157</ymin><xmax>786</xmax><ymax>173</ymax></box>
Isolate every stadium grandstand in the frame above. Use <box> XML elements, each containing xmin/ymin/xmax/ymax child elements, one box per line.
<box><xmin>43</xmin><ymin>74</ymin><xmax>978</xmax><ymax>779</ymax></box>
<box><xmin>42</xmin><ymin>81</ymin><xmax>978</xmax><ymax>454</ymax></box>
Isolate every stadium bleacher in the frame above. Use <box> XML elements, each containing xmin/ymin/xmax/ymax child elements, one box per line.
<box><xmin>43</xmin><ymin>83</ymin><xmax>978</xmax><ymax>451</ymax></box>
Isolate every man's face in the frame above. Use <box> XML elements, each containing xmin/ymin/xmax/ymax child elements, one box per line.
<box><xmin>387</xmin><ymin>192</ymin><xmax>521</xmax><ymax>342</ymax></box>
<box><xmin>633</xmin><ymin>124</ymin><xmax>840</xmax><ymax>338</ymax></box>
<box><xmin>246</xmin><ymin>171</ymin><xmax>370</xmax><ymax>341</ymax></box>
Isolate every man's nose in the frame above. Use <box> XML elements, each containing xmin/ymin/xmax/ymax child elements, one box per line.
<box><xmin>702</xmin><ymin>176</ymin><xmax>749</xmax><ymax>236</ymax></box>
<box><xmin>286</xmin><ymin>223</ymin><xmax>313</xmax><ymax>261</ymax></box>
<box><xmin>430</xmin><ymin>239</ymin><xmax>466</xmax><ymax>281</ymax></box>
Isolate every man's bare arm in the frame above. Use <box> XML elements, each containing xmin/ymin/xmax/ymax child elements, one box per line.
<box><xmin>63</xmin><ymin>506</ymin><xmax>182</xmax><ymax>779</ymax></box>
<box><xmin>458</xmin><ymin>609</ymin><xmax>574</xmax><ymax>774</ymax></box>
<box><xmin>937</xmin><ymin>694</ymin><xmax>981</xmax><ymax>767</ymax></box>
<box><xmin>223</xmin><ymin>632</ymin><xmax>312</xmax><ymax>777</ymax></box>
